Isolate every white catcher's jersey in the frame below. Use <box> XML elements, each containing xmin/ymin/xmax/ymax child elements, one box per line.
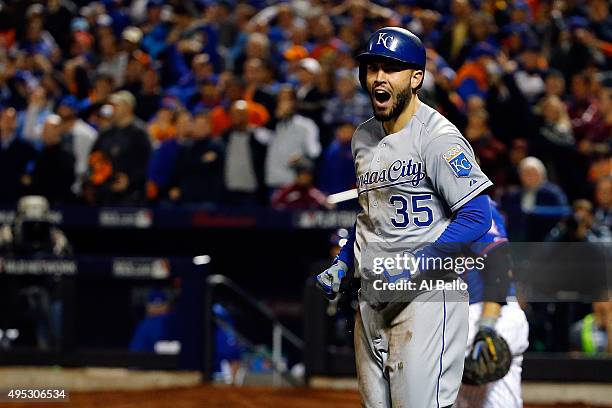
<box><xmin>352</xmin><ymin>102</ymin><xmax>493</xmax><ymax>279</ymax></box>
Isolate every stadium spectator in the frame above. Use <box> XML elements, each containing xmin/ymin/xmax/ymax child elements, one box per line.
<box><xmin>271</xmin><ymin>158</ymin><xmax>329</xmax><ymax>210</ymax></box>
<box><xmin>538</xmin><ymin>69</ymin><xmax>567</xmax><ymax>103</ymax></box>
<box><xmin>133</xmin><ymin>64</ymin><xmax>163</xmax><ymax>122</ymax></box>
<box><xmin>166</xmin><ymin>52</ymin><xmax>215</xmax><ymax>106</ymax></box>
<box><xmin>238</xmin><ymin>31</ymin><xmax>272</xmax><ymax>74</ymax></box>
<box><xmin>570</xmin><ymin>301</ymin><xmax>612</xmax><ymax>355</ymax></box>
<box><xmin>513</xmin><ymin>41</ymin><xmax>547</xmax><ymax>103</ymax></box>
<box><xmin>532</xmin><ymin>95</ymin><xmax>578</xmax><ymax>197</ymax></box>
<box><xmin>317</xmin><ymin>121</ymin><xmax>356</xmax><ymax>197</ymax></box>
<box><xmin>25</xmin><ymin>114</ymin><xmax>75</xmax><ymax>204</ymax></box>
<box><xmin>168</xmin><ymin>110</ymin><xmax>224</xmax><ymax>205</ymax></box>
<box><xmin>123</xmin><ymin>49</ymin><xmax>149</xmax><ymax>96</ymax></box>
<box><xmin>78</xmin><ymin>73</ymin><xmax>115</xmax><ymax>117</ymax></box>
<box><xmin>437</xmin><ymin>0</ymin><xmax>474</xmax><ymax>69</ymax></box>
<box><xmin>147</xmin><ymin>99</ymin><xmax>178</xmax><ymax>146</ymax></box>
<box><xmin>243</xmin><ymin>58</ymin><xmax>276</xmax><ymax>117</ymax></box>
<box><xmin>222</xmin><ymin>101</ymin><xmax>267</xmax><ymax>206</ymax></box>
<box><xmin>463</xmin><ymin>108</ymin><xmax>507</xmax><ymax>187</ymax></box>
<box><xmin>146</xmin><ymin>109</ymin><xmax>192</xmax><ymax>202</ymax></box>
<box><xmin>21</xmin><ymin>4</ymin><xmax>58</xmax><ymax>60</ymax></box>
<box><xmin>0</xmin><ymin>106</ymin><xmax>36</xmax><ymax>204</ymax></box>
<box><xmin>568</xmin><ymin>72</ymin><xmax>598</xmax><ymax>142</ymax></box>
<box><xmin>322</xmin><ymin>69</ymin><xmax>370</xmax><ymax>132</ymax></box>
<box><xmin>210</xmin><ymin>76</ymin><xmax>269</xmax><ymax>137</ymax></box>
<box><xmin>22</xmin><ymin>86</ymin><xmax>53</xmax><ymax>146</ymax></box>
<box><xmin>44</xmin><ymin>0</ymin><xmax>76</xmax><ymax>53</ymax></box>
<box><xmin>501</xmin><ymin>156</ymin><xmax>569</xmax><ymax>240</ymax></box>
<box><xmin>187</xmin><ymin>77</ymin><xmax>221</xmax><ymax>114</ymax></box>
<box><xmin>594</xmin><ymin>177</ymin><xmax>612</xmax><ymax>231</ymax></box>
<box><xmin>453</xmin><ymin>42</ymin><xmax>497</xmax><ymax>102</ymax></box>
<box><xmin>261</xmin><ymin>86</ymin><xmax>321</xmax><ymax>191</ymax></box>
<box><xmin>56</xmin><ymin>95</ymin><xmax>98</xmax><ymax>193</ymax></box>
<box><xmin>84</xmin><ymin>91</ymin><xmax>151</xmax><ymax>205</ymax></box>
<box><xmin>546</xmin><ymin>199</ymin><xmax>611</xmax><ymax>242</ymax></box>
<box><xmin>294</xmin><ymin>57</ymin><xmax>327</xmax><ymax>129</ymax></box>
<box><xmin>96</xmin><ymin>31</ymin><xmax>128</xmax><ymax>88</ymax></box>
<box><xmin>129</xmin><ymin>289</ymin><xmax>177</xmax><ymax>353</ymax></box>
<box><xmin>485</xmin><ymin>52</ymin><xmax>532</xmax><ymax>145</ymax></box>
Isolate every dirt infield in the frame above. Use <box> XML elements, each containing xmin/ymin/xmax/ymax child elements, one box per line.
<box><xmin>1</xmin><ymin>385</ymin><xmax>608</xmax><ymax>408</ymax></box>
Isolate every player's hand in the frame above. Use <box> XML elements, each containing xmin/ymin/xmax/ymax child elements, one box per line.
<box><xmin>462</xmin><ymin>325</ymin><xmax>512</xmax><ymax>385</ymax></box>
<box><xmin>315</xmin><ymin>260</ymin><xmax>348</xmax><ymax>300</ymax></box>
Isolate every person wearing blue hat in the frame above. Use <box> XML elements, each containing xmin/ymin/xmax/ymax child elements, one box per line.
<box><xmin>453</xmin><ymin>42</ymin><xmax>500</xmax><ymax>101</ymax></box>
<box><xmin>317</xmin><ymin>119</ymin><xmax>358</xmax><ymax>206</ymax></box>
<box><xmin>129</xmin><ymin>288</ymin><xmax>178</xmax><ymax>353</ymax></box>
<box><xmin>57</xmin><ymin>95</ymin><xmax>98</xmax><ymax>194</ymax></box>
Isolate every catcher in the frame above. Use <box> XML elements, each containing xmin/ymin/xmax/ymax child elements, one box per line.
<box><xmin>457</xmin><ymin>196</ymin><xmax>529</xmax><ymax>408</ymax></box>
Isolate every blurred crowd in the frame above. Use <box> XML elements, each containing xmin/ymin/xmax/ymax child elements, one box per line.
<box><xmin>0</xmin><ymin>0</ymin><xmax>610</xmax><ymax>219</ymax></box>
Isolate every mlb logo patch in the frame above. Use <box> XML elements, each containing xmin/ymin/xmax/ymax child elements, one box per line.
<box><xmin>443</xmin><ymin>146</ymin><xmax>472</xmax><ymax>177</ymax></box>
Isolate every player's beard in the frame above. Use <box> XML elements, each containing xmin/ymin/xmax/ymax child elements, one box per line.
<box><xmin>371</xmin><ymin>86</ymin><xmax>412</xmax><ymax>122</ymax></box>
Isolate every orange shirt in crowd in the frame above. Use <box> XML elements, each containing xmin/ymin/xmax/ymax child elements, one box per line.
<box><xmin>148</xmin><ymin>123</ymin><xmax>177</xmax><ymax>144</ymax></box>
<box><xmin>210</xmin><ymin>101</ymin><xmax>270</xmax><ymax>137</ymax></box>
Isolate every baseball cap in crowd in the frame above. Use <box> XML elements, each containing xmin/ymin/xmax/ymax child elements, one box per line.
<box><xmin>26</xmin><ymin>3</ymin><xmax>44</xmax><ymax>19</ymax></box>
<box><xmin>122</xmin><ymin>26</ymin><xmax>143</xmax><ymax>44</ymax></box>
<box><xmin>522</xmin><ymin>39</ymin><xmax>542</xmax><ymax>52</ymax></box>
<box><xmin>192</xmin><ymin>53</ymin><xmax>211</xmax><ymax>66</ymax></box>
<box><xmin>71</xmin><ymin>17</ymin><xmax>90</xmax><ymax>32</ymax></box>
<box><xmin>500</xmin><ymin>23</ymin><xmax>528</xmax><ymax>39</ymax></box>
<box><xmin>291</xmin><ymin>157</ymin><xmax>315</xmax><ymax>173</ymax></box>
<box><xmin>109</xmin><ymin>90</ymin><xmax>136</xmax><ymax>109</ymax></box>
<box><xmin>283</xmin><ymin>45</ymin><xmax>309</xmax><ymax>61</ymax></box>
<box><xmin>469</xmin><ymin>42</ymin><xmax>498</xmax><ymax>60</ymax></box>
<box><xmin>96</xmin><ymin>13</ymin><xmax>113</xmax><ymax>27</ymax></box>
<box><xmin>298</xmin><ymin>58</ymin><xmax>321</xmax><ymax>75</ymax></box>
<box><xmin>197</xmin><ymin>74</ymin><xmax>218</xmax><ymax>86</ymax></box>
<box><xmin>99</xmin><ymin>104</ymin><xmax>114</xmax><ymax>118</ymax></box>
<box><xmin>512</xmin><ymin>0</ymin><xmax>530</xmax><ymax>11</ymax></box>
<box><xmin>59</xmin><ymin>95</ymin><xmax>80</xmax><ymax>112</ymax></box>
<box><xmin>79</xmin><ymin>4</ymin><xmax>95</xmax><ymax>18</ymax></box>
<box><xmin>567</xmin><ymin>16</ymin><xmax>590</xmax><ymax>31</ymax></box>
<box><xmin>46</xmin><ymin>114</ymin><xmax>62</xmax><ymax>126</ymax></box>
<box><xmin>147</xmin><ymin>289</ymin><xmax>168</xmax><ymax>304</ymax></box>
<box><xmin>147</xmin><ymin>0</ymin><xmax>165</xmax><ymax>9</ymax></box>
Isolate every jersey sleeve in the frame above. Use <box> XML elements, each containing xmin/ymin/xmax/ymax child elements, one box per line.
<box><xmin>423</xmin><ymin>133</ymin><xmax>493</xmax><ymax>212</ymax></box>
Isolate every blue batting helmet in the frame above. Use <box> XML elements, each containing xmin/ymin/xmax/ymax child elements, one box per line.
<box><xmin>357</xmin><ymin>27</ymin><xmax>426</xmax><ymax>90</ymax></box>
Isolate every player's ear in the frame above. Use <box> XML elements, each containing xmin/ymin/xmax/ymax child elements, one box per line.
<box><xmin>411</xmin><ymin>70</ymin><xmax>424</xmax><ymax>92</ymax></box>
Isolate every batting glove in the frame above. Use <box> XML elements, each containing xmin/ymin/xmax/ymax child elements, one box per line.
<box><xmin>315</xmin><ymin>259</ymin><xmax>348</xmax><ymax>299</ymax></box>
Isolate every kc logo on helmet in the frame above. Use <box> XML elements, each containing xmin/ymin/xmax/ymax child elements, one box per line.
<box><xmin>376</xmin><ymin>32</ymin><xmax>398</xmax><ymax>51</ymax></box>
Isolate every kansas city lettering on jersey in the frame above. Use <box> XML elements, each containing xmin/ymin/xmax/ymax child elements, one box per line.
<box><xmin>357</xmin><ymin>159</ymin><xmax>426</xmax><ymax>190</ymax></box>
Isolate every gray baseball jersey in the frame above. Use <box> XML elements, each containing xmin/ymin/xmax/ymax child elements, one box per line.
<box><xmin>351</xmin><ymin>101</ymin><xmax>490</xmax><ymax>408</ymax></box>
<box><xmin>352</xmin><ymin>102</ymin><xmax>492</xmax><ymax>280</ymax></box>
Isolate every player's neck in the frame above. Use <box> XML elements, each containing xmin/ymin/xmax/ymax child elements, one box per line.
<box><xmin>383</xmin><ymin>95</ymin><xmax>421</xmax><ymax>135</ymax></box>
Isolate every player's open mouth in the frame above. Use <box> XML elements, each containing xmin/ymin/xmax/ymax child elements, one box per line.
<box><xmin>373</xmin><ymin>89</ymin><xmax>392</xmax><ymax>109</ymax></box>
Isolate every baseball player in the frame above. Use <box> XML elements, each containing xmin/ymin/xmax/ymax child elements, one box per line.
<box><xmin>457</xmin><ymin>197</ymin><xmax>529</xmax><ymax>408</ymax></box>
<box><xmin>316</xmin><ymin>27</ymin><xmax>493</xmax><ymax>407</ymax></box>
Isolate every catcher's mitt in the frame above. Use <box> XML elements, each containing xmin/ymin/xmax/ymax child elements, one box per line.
<box><xmin>462</xmin><ymin>328</ymin><xmax>512</xmax><ymax>385</ymax></box>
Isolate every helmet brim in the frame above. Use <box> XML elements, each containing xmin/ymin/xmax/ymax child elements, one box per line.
<box><xmin>356</xmin><ymin>52</ymin><xmax>423</xmax><ymax>70</ymax></box>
